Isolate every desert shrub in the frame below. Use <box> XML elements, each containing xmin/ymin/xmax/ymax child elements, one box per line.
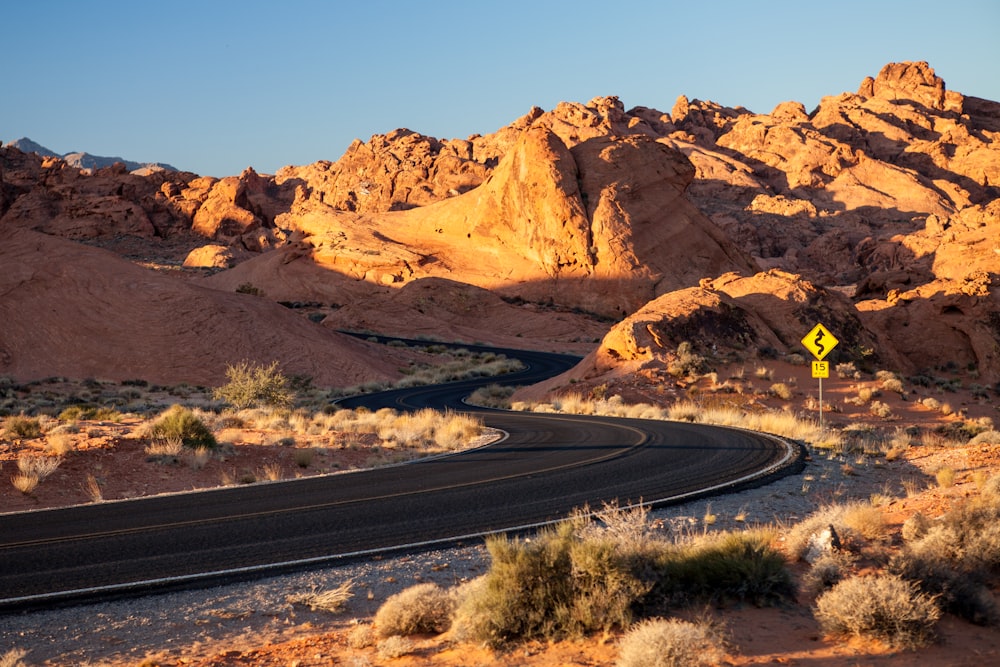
<box><xmin>347</xmin><ymin>623</ymin><xmax>375</xmax><ymax>648</ymax></box>
<box><xmin>235</xmin><ymin>281</ymin><xmax>263</xmax><ymax>296</ymax></box>
<box><xmin>877</xmin><ymin>371</ymin><xmax>905</xmax><ymax>396</ymax></box>
<box><xmin>376</xmin><ymin>635</ymin><xmax>414</xmax><ymax>659</ymax></box>
<box><xmin>454</xmin><ymin>519</ymin><xmax>648</xmax><ymax>648</ymax></box>
<box><xmin>901</xmin><ymin>512</ymin><xmax>930</xmax><ymax>542</ymax></box>
<box><xmin>374</xmin><ymin>583</ymin><xmax>454</xmax><ymax>637</ymax></box>
<box><xmin>468</xmin><ymin>383</ymin><xmax>515</xmax><ymax>408</ymax></box>
<box><xmin>769</xmin><ymin>383</ymin><xmax>793</xmax><ymax>400</ymax></box>
<box><xmin>869</xmin><ymin>400</ymin><xmax>894</xmax><ymax>418</ymax></box>
<box><xmin>147</xmin><ymin>405</ymin><xmax>217</xmax><ymax>449</ymax></box>
<box><xmin>813</xmin><ymin>574</ymin><xmax>940</xmax><ymax>648</ymax></box>
<box><xmin>3</xmin><ymin>414</ymin><xmax>42</xmax><ymax>439</ymax></box>
<box><xmin>83</xmin><ymin>473</ymin><xmax>103</xmax><ymax>502</ymax></box>
<box><xmin>800</xmin><ymin>551</ymin><xmax>854</xmax><ymax>598</ymax></box>
<box><xmin>889</xmin><ymin>492</ymin><xmax>1000</xmax><ymax>624</ymax></box>
<box><xmin>935</xmin><ymin>466</ymin><xmax>956</xmax><ymax>488</ymax></box>
<box><xmin>616</xmin><ymin>617</ymin><xmax>726</xmax><ymax>667</ymax></box>
<box><xmin>667</xmin><ymin>342</ymin><xmax>708</xmax><ymax>378</ymax></box>
<box><xmin>836</xmin><ymin>362</ymin><xmax>860</xmax><ymax>379</ymax></box>
<box><xmin>813</xmin><ymin>574</ymin><xmax>941</xmax><ymax>648</ymax></box>
<box><xmin>17</xmin><ymin>454</ymin><xmax>62</xmax><ymax>480</ymax></box>
<box><xmin>293</xmin><ymin>447</ymin><xmax>314</xmax><ymax>468</ymax></box>
<box><xmin>890</xmin><ymin>542</ymin><xmax>998</xmax><ymax>626</ymax></box>
<box><xmin>647</xmin><ymin>529</ymin><xmax>792</xmax><ymax>607</ymax></box>
<box><xmin>969</xmin><ymin>430</ymin><xmax>1000</xmax><ymax>446</ymax></box>
<box><xmin>213</xmin><ymin>360</ymin><xmax>294</xmax><ymax>410</ymax></box>
<box><xmin>57</xmin><ymin>405</ymin><xmax>122</xmax><ymax>422</ymax></box>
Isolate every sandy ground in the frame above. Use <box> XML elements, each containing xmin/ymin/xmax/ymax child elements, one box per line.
<box><xmin>3</xmin><ymin>371</ymin><xmax>1000</xmax><ymax>666</ymax></box>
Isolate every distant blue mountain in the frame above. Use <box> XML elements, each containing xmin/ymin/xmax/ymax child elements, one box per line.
<box><xmin>7</xmin><ymin>137</ymin><xmax>179</xmax><ymax>173</ymax></box>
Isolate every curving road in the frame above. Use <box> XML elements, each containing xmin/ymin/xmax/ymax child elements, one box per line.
<box><xmin>0</xmin><ymin>341</ymin><xmax>800</xmax><ymax>612</ymax></box>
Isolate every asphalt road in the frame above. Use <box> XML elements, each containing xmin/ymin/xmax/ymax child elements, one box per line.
<box><xmin>0</xmin><ymin>341</ymin><xmax>800</xmax><ymax>612</ymax></box>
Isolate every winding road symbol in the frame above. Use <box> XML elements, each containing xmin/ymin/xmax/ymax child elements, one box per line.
<box><xmin>801</xmin><ymin>323</ymin><xmax>838</xmax><ymax>361</ymax></box>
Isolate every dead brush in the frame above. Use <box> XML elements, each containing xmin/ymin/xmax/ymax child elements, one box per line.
<box><xmin>17</xmin><ymin>454</ymin><xmax>63</xmax><ymax>480</ymax></box>
<box><xmin>287</xmin><ymin>580</ymin><xmax>354</xmax><ymax>613</ymax></box>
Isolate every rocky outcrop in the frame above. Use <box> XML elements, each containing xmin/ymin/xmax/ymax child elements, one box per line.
<box><xmin>2</xmin><ymin>61</ymin><xmax>999</xmax><ymax>387</ymax></box>
<box><xmin>264</xmin><ymin>124</ymin><xmax>756</xmax><ymax>320</ymax></box>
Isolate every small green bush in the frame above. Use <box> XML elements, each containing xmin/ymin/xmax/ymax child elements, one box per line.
<box><xmin>374</xmin><ymin>583</ymin><xmax>454</xmax><ymax>637</ymax></box>
<box><xmin>213</xmin><ymin>360</ymin><xmax>294</xmax><ymax>410</ymax></box>
<box><xmin>616</xmin><ymin>617</ymin><xmax>726</xmax><ymax>667</ymax></box>
<box><xmin>814</xmin><ymin>574</ymin><xmax>940</xmax><ymax>648</ymax></box>
<box><xmin>148</xmin><ymin>405</ymin><xmax>217</xmax><ymax>449</ymax></box>
<box><xmin>648</xmin><ymin>529</ymin><xmax>793</xmax><ymax>607</ymax></box>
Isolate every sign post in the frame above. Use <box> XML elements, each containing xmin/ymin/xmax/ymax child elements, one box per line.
<box><xmin>801</xmin><ymin>324</ymin><xmax>839</xmax><ymax>430</ymax></box>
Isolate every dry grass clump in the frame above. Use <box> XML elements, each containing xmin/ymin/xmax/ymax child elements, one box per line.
<box><xmin>10</xmin><ymin>473</ymin><xmax>39</xmax><ymax>495</ymax></box>
<box><xmin>44</xmin><ymin>432</ymin><xmax>75</xmax><ymax>456</ymax></box>
<box><xmin>0</xmin><ymin>649</ymin><xmax>29</xmax><ymax>667</ymax></box>
<box><xmin>647</xmin><ymin>528</ymin><xmax>792</xmax><ymax>608</ymax></box>
<box><xmin>11</xmin><ymin>454</ymin><xmax>63</xmax><ymax>495</ymax></box>
<box><xmin>615</xmin><ymin>617</ymin><xmax>727</xmax><ymax>667</ymax></box>
<box><xmin>286</xmin><ymin>580</ymin><xmax>354</xmax><ymax>613</ymax></box>
<box><xmin>395</xmin><ymin>350</ymin><xmax>523</xmax><ymax>389</ymax></box>
<box><xmin>145</xmin><ymin>436</ymin><xmax>183</xmax><ymax>461</ymax></box>
<box><xmin>83</xmin><ymin>473</ymin><xmax>104</xmax><ymax>502</ymax></box>
<box><xmin>935</xmin><ymin>466</ymin><xmax>956</xmax><ymax>488</ymax></box>
<box><xmin>531</xmin><ymin>395</ymin><xmax>830</xmax><ymax>447</ymax></box>
<box><xmin>374</xmin><ymin>583</ymin><xmax>454</xmax><ymax>638</ymax></box>
<box><xmin>813</xmin><ymin>573</ymin><xmax>940</xmax><ymax>649</ymax></box>
<box><xmin>525</xmin><ymin>393</ymin><xmax>669</xmax><ymax>421</ymax></box>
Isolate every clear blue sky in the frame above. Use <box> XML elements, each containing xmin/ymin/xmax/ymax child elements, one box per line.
<box><xmin>3</xmin><ymin>0</ymin><xmax>997</xmax><ymax>177</ymax></box>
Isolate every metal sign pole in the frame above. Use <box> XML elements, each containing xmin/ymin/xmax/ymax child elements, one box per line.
<box><xmin>818</xmin><ymin>375</ymin><xmax>823</xmax><ymax>432</ymax></box>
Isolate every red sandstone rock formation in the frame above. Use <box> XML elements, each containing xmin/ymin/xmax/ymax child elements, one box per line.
<box><xmin>1</xmin><ymin>61</ymin><xmax>998</xmax><ymax>387</ymax></box>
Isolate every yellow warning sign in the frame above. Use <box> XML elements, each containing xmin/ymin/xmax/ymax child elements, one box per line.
<box><xmin>812</xmin><ymin>361</ymin><xmax>830</xmax><ymax>379</ymax></box>
<box><xmin>801</xmin><ymin>323</ymin><xmax>839</xmax><ymax>361</ymax></box>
